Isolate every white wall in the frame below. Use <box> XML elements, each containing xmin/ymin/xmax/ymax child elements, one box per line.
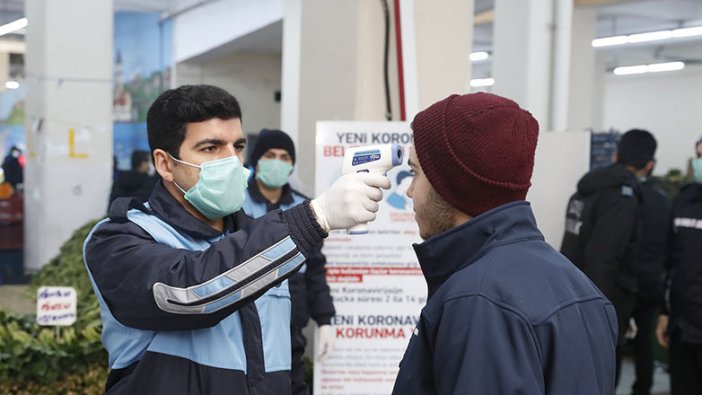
<box><xmin>176</xmin><ymin>51</ymin><xmax>282</xmax><ymax>136</ymax></box>
<box><xmin>602</xmin><ymin>64</ymin><xmax>702</xmax><ymax>175</ymax></box>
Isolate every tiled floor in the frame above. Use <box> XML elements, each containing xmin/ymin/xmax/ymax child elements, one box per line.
<box><xmin>617</xmin><ymin>359</ymin><xmax>670</xmax><ymax>395</ymax></box>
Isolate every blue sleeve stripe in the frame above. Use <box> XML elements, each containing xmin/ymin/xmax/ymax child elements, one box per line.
<box><xmin>202</xmin><ymin>290</ymin><xmax>243</xmax><ymax>314</ymax></box>
<box><xmin>261</xmin><ymin>237</ymin><xmax>297</xmax><ymax>261</ymax></box>
<box><xmin>153</xmin><ymin>236</ymin><xmax>301</xmax><ymax>314</ymax></box>
<box><xmin>191</xmin><ymin>276</ymin><xmax>236</xmax><ymax>298</ymax></box>
<box><xmin>277</xmin><ymin>253</ymin><xmax>306</xmax><ymax>277</ymax></box>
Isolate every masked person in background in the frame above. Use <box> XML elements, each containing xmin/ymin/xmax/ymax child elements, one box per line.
<box><xmin>392</xmin><ymin>92</ymin><xmax>617</xmax><ymax>395</ymax></box>
<box><xmin>83</xmin><ymin>85</ymin><xmax>389</xmax><ymax>394</ymax></box>
<box><xmin>242</xmin><ymin>129</ymin><xmax>335</xmax><ymax>395</ymax></box>
<box><xmin>657</xmin><ymin>135</ymin><xmax>702</xmax><ymax>395</ymax></box>
<box><xmin>109</xmin><ymin>149</ymin><xmax>158</xmax><ymax>204</ymax></box>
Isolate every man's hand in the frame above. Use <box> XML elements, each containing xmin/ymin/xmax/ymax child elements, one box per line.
<box><xmin>656</xmin><ymin>314</ymin><xmax>669</xmax><ymax>348</ymax></box>
<box><xmin>311</xmin><ymin>173</ymin><xmax>391</xmax><ymax>232</ymax></box>
<box><xmin>316</xmin><ymin>324</ymin><xmax>335</xmax><ymax>363</ymax></box>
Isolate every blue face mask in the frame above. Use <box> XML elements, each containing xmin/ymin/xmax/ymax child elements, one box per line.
<box><xmin>255</xmin><ymin>159</ymin><xmax>293</xmax><ymax>189</ymax></box>
<box><xmin>170</xmin><ymin>154</ymin><xmax>251</xmax><ymax>220</ymax></box>
<box><xmin>692</xmin><ymin>158</ymin><xmax>702</xmax><ymax>183</ymax></box>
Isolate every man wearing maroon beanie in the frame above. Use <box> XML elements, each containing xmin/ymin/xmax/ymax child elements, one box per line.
<box><xmin>392</xmin><ymin>92</ymin><xmax>618</xmax><ymax>395</ymax></box>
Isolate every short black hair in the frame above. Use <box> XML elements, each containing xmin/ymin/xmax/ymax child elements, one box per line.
<box><xmin>146</xmin><ymin>85</ymin><xmax>242</xmax><ymax>158</ymax></box>
<box><xmin>616</xmin><ymin>129</ymin><xmax>657</xmax><ymax>170</ymax></box>
<box><xmin>131</xmin><ymin>150</ymin><xmax>151</xmax><ymax>169</ymax></box>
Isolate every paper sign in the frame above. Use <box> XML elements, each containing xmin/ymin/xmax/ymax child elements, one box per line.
<box><xmin>36</xmin><ymin>286</ymin><xmax>77</xmax><ymax>326</ymax></box>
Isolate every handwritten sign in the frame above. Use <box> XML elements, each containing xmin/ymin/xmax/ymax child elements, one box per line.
<box><xmin>36</xmin><ymin>286</ymin><xmax>77</xmax><ymax>326</ymax></box>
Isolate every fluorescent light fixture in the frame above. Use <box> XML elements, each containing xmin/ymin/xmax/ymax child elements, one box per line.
<box><xmin>672</xmin><ymin>26</ymin><xmax>702</xmax><ymax>38</ymax></box>
<box><xmin>592</xmin><ymin>35</ymin><xmax>628</xmax><ymax>47</ymax></box>
<box><xmin>594</xmin><ymin>25</ymin><xmax>702</xmax><ymax>47</ymax></box>
<box><xmin>5</xmin><ymin>81</ymin><xmax>19</xmax><ymax>89</ymax></box>
<box><xmin>470</xmin><ymin>78</ymin><xmax>495</xmax><ymax>87</ymax></box>
<box><xmin>613</xmin><ymin>61</ymin><xmax>685</xmax><ymax>76</ymax></box>
<box><xmin>470</xmin><ymin>51</ymin><xmax>489</xmax><ymax>62</ymax></box>
<box><xmin>647</xmin><ymin>61</ymin><xmax>685</xmax><ymax>72</ymax></box>
<box><xmin>627</xmin><ymin>30</ymin><xmax>672</xmax><ymax>43</ymax></box>
<box><xmin>0</xmin><ymin>18</ymin><xmax>28</xmax><ymax>36</ymax></box>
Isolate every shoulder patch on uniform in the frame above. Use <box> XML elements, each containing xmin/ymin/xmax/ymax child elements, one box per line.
<box><xmin>621</xmin><ymin>185</ymin><xmax>634</xmax><ymax>197</ymax></box>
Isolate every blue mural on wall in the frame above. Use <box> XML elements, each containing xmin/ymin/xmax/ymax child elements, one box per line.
<box><xmin>113</xmin><ymin>12</ymin><xmax>173</xmax><ymax>170</ymax></box>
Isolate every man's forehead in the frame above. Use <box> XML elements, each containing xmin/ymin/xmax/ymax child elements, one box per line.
<box><xmin>264</xmin><ymin>147</ymin><xmax>291</xmax><ymax>155</ymax></box>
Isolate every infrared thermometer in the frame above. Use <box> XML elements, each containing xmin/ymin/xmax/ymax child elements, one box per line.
<box><xmin>341</xmin><ymin>144</ymin><xmax>404</xmax><ymax>234</ymax></box>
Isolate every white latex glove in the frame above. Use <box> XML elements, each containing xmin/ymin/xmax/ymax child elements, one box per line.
<box><xmin>311</xmin><ymin>173</ymin><xmax>391</xmax><ymax>232</ymax></box>
<box><xmin>316</xmin><ymin>324</ymin><xmax>335</xmax><ymax>363</ymax></box>
<box><xmin>624</xmin><ymin>317</ymin><xmax>638</xmax><ymax>340</ymax></box>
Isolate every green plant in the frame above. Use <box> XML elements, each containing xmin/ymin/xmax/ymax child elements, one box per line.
<box><xmin>0</xmin><ymin>220</ymin><xmax>108</xmax><ymax>392</ymax></box>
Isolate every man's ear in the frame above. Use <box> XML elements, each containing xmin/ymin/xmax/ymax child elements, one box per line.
<box><xmin>153</xmin><ymin>149</ymin><xmax>174</xmax><ymax>182</ymax></box>
<box><xmin>644</xmin><ymin>160</ymin><xmax>656</xmax><ymax>176</ymax></box>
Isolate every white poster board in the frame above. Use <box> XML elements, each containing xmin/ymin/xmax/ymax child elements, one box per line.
<box><xmin>36</xmin><ymin>286</ymin><xmax>77</xmax><ymax>326</ymax></box>
<box><xmin>314</xmin><ymin>121</ymin><xmax>426</xmax><ymax>395</ymax></box>
<box><xmin>527</xmin><ymin>131</ymin><xmax>591</xmax><ymax>248</ymax></box>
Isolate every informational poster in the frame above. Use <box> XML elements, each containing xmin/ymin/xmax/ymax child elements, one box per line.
<box><xmin>314</xmin><ymin>122</ymin><xmax>426</xmax><ymax>395</ymax></box>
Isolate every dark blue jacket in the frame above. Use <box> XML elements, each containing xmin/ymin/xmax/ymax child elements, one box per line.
<box><xmin>392</xmin><ymin>202</ymin><xmax>618</xmax><ymax>395</ymax></box>
<box><xmin>84</xmin><ymin>181</ymin><xmax>326</xmax><ymax>394</ymax></box>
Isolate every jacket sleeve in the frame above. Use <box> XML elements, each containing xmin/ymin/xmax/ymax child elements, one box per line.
<box><xmin>583</xmin><ymin>189</ymin><xmax>638</xmax><ymax>298</ymax></box>
<box><xmin>304</xmin><ymin>243</ymin><xmax>335</xmax><ymax>326</ymax></box>
<box><xmin>432</xmin><ymin>297</ymin><xmax>543</xmax><ymax>395</ymax></box>
<box><xmin>84</xmin><ymin>203</ymin><xmax>325</xmax><ymax>331</ymax></box>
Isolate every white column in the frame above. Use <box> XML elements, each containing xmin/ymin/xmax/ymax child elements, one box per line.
<box><xmin>25</xmin><ymin>0</ymin><xmax>113</xmax><ymax>272</ymax></box>
<box><xmin>413</xmin><ymin>0</ymin><xmax>473</xmax><ymax>113</ymax></box>
<box><xmin>568</xmin><ymin>7</ymin><xmax>599</xmax><ymax>131</ymax></box>
<box><xmin>492</xmin><ymin>0</ymin><xmax>554</xmax><ymax>127</ymax></box>
<box><xmin>551</xmin><ymin>0</ymin><xmax>573</xmax><ymax>132</ymax></box>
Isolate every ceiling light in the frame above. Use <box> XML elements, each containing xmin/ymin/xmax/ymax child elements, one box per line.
<box><xmin>5</xmin><ymin>81</ymin><xmax>19</xmax><ymax>89</ymax></box>
<box><xmin>613</xmin><ymin>61</ymin><xmax>685</xmax><ymax>76</ymax></box>
<box><xmin>593</xmin><ymin>25</ymin><xmax>702</xmax><ymax>48</ymax></box>
<box><xmin>470</xmin><ymin>51</ymin><xmax>489</xmax><ymax>62</ymax></box>
<box><xmin>470</xmin><ymin>78</ymin><xmax>494</xmax><ymax>87</ymax></box>
<box><xmin>592</xmin><ymin>35</ymin><xmax>628</xmax><ymax>47</ymax></box>
<box><xmin>627</xmin><ymin>30</ymin><xmax>672</xmax><ymax>43</ymax></box>
<box><xmin>672</xmin><ymin>26</ymin><xmax>702</xmax><ymax>38</ymax></box>
<box><xmin>0</xmin><ymin>18</ymin><xmax>28</xmax><ymax>36</ymax></box>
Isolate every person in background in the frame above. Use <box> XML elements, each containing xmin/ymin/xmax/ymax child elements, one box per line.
<box><xmin>630</xmin><ymin>169</ymin><xmax>671</xmax><ymax>395</ymax></box>
<box><xmin>242</xmin><ymin>129</ymin><xmax>335</xmax><ymax>395</ymax></box>
<box><xmin>561</xmin><ymin>129</ymin><xmax>658</xmax><ymax>385</ymax></box>
<box><xmin>109</xmin><ymin>149</ymin><xmax>158</xmax><ymax>204</ymax></box>
<box><xmin>392</xmin><ymin>92</ymin><xmax>617</xmax><ymax>394</ymax></box>
<box><xmin>83</xmin><ymin>84</ymin><xmax>389</xmax><ymax>394</ymax></box>
<box><xmin>656</xmin><ymin>135</ymin><xmax>702</xmax><ymax>395</ymax></box>
<box><xmin>2</xmin><ymin>146</ymin><xmax>23</xmax><ymax>189</ymax></box>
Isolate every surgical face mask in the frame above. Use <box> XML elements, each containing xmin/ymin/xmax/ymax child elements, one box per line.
<box><xmin>169</xmin><ymin>154</ymin><xmax>251</xmax><ymax>220</ymax></box>
<box><xmin>255</xmin><ymin>159</ymin><xmax>293</xmax><ymax>189</ymax></box>
<box><xmin>692</xmin><ymin>158</ymin><xmax>702</xmax><ymax>183</ymax></box>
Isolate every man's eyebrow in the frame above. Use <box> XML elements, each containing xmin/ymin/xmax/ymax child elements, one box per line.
<box><xmin>234</xmin><ymin>138</ymin><xmax>247</xmax><ymax>146</ymax></box>
<box><xmin>193</xmin><ymin>138</ymin><xmax>227</xmax><ymax>149</ymax></box>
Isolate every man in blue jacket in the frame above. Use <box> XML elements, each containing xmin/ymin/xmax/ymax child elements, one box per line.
<box><xmin>83</xmin><ymin>85</ymin><xmax>389</xmax><ymax>394</ymax></box>
<box><xmin>242</xmin><ymin>128</ymin><xmax>335</xmax><ymax>395</ymax></box>
<box><xmin>392</xmin><ymin>92</ymin><xmax>618</xmax><ymax>394</ymax></box>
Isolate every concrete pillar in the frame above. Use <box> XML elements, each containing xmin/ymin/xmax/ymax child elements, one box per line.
<box><xmin>25</xmin><ymin>0</ymin><xmax>113</xmax><ymax>272</ymax></box>
<box><xmin>493</xmin><ymin>0</ymin><xmax>557</xmax><ymax>128</ymax></box>
<box><xmin>568</xmin><ymin>7</ymin><xmax>600</xmax><ymax>131</ymax></box>
<box><xmin>281</xmin><ymin>0</ymin><xmax>473</xmax><ymax>192</ymax></box>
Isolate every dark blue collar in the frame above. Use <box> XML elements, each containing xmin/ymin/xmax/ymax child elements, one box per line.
<box><xmin>147</xmin><ymin>181</ymin><xmax>246</xmax><ymax>239</ymax></box>
<box><xmin>413</xmin><ymin>201</ymin><xmax>544</xmax><ymax>299</ymax></box>
<box><xmin>247</xmin><ymin>176</ymin><xmax>294</xmax><ymax>210</ymax></box>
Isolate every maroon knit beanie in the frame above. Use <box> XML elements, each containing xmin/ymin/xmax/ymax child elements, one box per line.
<box><xmin>412</xmin><ymin>92</ymin><xmax>539</xmax><ymax>217</ymax></box>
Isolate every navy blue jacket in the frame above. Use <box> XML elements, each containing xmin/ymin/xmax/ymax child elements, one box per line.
<box><xmin>243</xmin><ymin>179</ymin><xmax>335</xmax><ymax>329</ymax></box>
<box><xmin>84</xmin><ymin>181</ymin><xmax>326</xmax><ymax>394</ymax></box>
<box><xmin>666</xmin><ymin>183</ymin><xmax>702</xmax><ymax>344</ymax></box>
<box><xmin>392</xmin><ymin>202</ymin><xmax>618</xmax><ymax>395</ymax></box>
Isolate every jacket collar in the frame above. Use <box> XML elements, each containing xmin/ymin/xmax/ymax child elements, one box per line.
<box><xmin>147</xmin><ymin>181</ymin><xmax>246</xmax><ymax>239</ymax></box>
<box><xmin>413</xmin><ymin>201</ymin><xmax>544</xmax><ymax>299</ymax></box>
<box><xmin>247</xmin><ymin>176</ymin><xmax>294</xmax><ymax>208</ymax></box>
